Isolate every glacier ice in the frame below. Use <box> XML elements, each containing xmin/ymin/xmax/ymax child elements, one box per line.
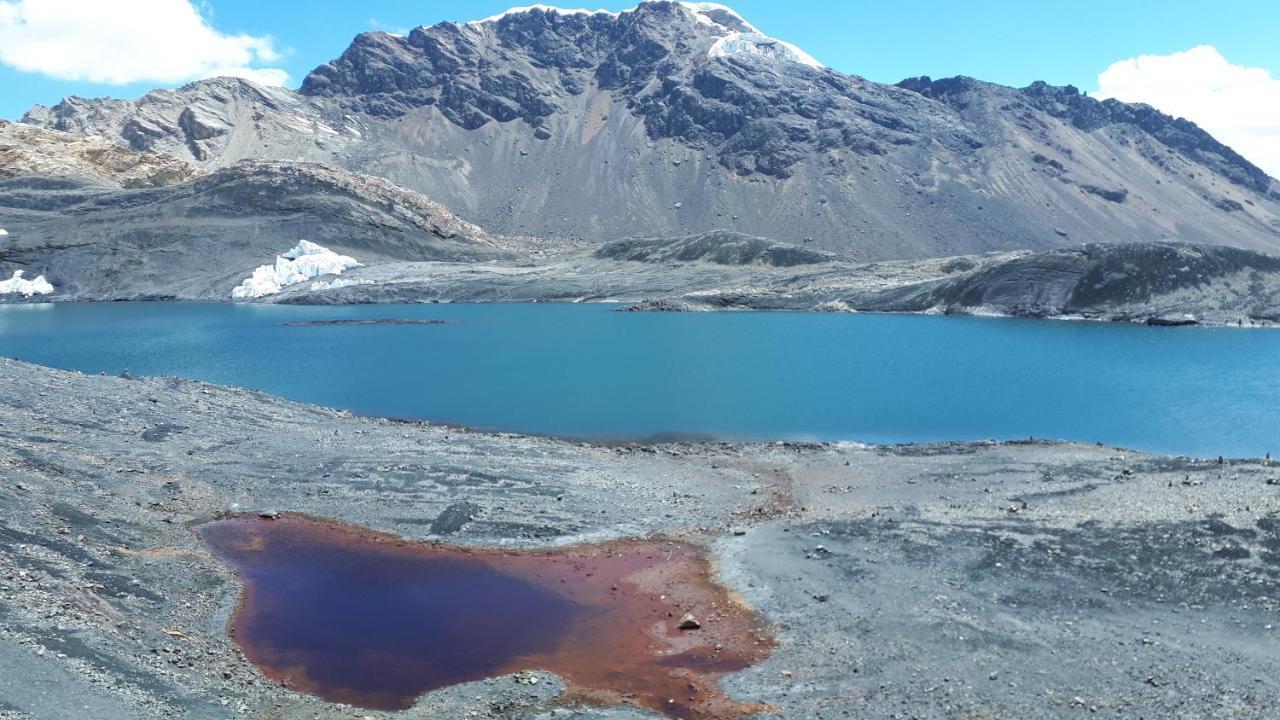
<box><xmin>708</xmin><ymin>32</ymin><xmax>823</xmax><ymax>68</ymax></box>
<box><xmin>676</xmin><ymin>2</ymin><xmax>759</xmax><ymax>32</ymax></box>
<box><xmin>231</xmin><ymin>240</ymin><xmax>361</xmax><ymax>299</ymax></box>
<box><xmin>309</xmin><ymin>277</ymin><xmax>371</xmax><ymax>291</ymax></box>
<box><xmin>0</xmin><ymin>270</ymin><xmax>54</xmax><ymax>297</ymax></box>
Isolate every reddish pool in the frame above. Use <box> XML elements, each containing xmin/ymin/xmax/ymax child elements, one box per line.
<box><xmin>197</xmin><ymin>515</ymin><xmax>774</xmax><ymax>718</ymax></box>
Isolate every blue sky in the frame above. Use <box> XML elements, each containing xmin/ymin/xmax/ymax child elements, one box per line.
<box><xmin>1</xmin><ymin>0</ymin><xmax>1277</xmax><ymax>173</ymax></box>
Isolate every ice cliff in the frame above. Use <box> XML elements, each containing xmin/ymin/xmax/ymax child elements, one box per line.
<box><xmin>231</xmin><ymin>241</ymin><xmax>361</xmax><ymax>299</ymax></box>
<box><xmin>0</xmin><ymin>270</ymin><xmax>54</xmax><ymax>297</ymax></box>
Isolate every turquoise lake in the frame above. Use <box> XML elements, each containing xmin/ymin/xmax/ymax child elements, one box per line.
<box><xmin>1</xmin><ymin>302</ymin><xmax>1277</xmax><ymax>458</ymax></box>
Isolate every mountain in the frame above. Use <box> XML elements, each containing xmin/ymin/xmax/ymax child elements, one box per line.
<box><xmin>0</xmin><ymin>124</ymin><xmax>503</xmax><ymax>300</ymax></box>
<box><xmin>20</xmin><ymin>1</ymin><xmax>1279</xmax><ymax>261</ymax></box>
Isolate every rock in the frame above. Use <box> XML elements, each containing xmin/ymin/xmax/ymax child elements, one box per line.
<box><xmin>1146</xmin><ymin>316</ymin><xmax>1199</xmax><ymax>327</ymax></box>
<box><xmin>677</xmin><ymin>613</ymin><xmax>701</xmax><ymax>630</ymax></box>
<box><xmin>595</xmin><ymin>231</ymin><xmax>837</xmax><ymax>267</ymax></box>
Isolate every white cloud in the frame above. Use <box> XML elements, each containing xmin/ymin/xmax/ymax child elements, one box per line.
<box><xmin>0</xmin><ymin>0</ymin><xmax>288</xmax><ymax>87</ymax></box>
<box><xmin>1095</xmin><ymin>45</ymin><xmax>1280</xmax><ymax>179</ymax></box>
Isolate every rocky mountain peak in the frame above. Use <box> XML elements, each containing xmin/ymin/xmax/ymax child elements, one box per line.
<box><xmin>461</xmin><ymin>2</ymin><xmax>761</xmax><ymax>35</ymax></box>
<box><xmin>299</xmin><ymin>1</ymin><xmax>826</xmax><ymax>123</ymax></box>
<box><xmin>299</xmin><ymin>0</ymin><xmax>952</xmax><ymax>181</ymax></box>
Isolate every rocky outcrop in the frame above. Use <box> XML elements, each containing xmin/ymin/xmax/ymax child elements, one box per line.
<box><xmin>881</xmin><ymin>242</ymin><xmax>1280</xmax><ymax>323</ymax></box>
<box><xmin>21</xmin><ymin>77</ymin><xmax>345</xmax><ymax>166</ymax></box>
<box><xmin>0</xmin><ymin>121</ymin><xmax>195</xmax><ymax>188</ymax></box>
<box><xmin>182</xmin><ymin>161</ymin><xmax>490</xmax><ymax>243</ymax></box>
<box><xmin>595</xmin><ymin>230</ymin><xmax>838</xmax><ymax>266</ymax></box>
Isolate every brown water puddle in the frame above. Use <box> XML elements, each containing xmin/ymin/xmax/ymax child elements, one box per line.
<box><xmin>196</xmin><ymin>515</ymin><xmax>775</xmax><ymax>718</ymax></box>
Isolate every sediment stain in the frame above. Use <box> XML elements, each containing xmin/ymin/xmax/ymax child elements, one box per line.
<box><xmin>196</xmin><ymin>515</ymin><xmax>774</xmax><ymax>718</ymax></box>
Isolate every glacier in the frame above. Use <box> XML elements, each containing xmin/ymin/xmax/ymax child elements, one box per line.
<box><xmin>309</xmin><ymin>277</ymin><xmax>371</xmax><ymax>291</ymax></box>
<box><xmin>676</xmin><ymin>2</ymin><xmax>759</xmax><ymax>32</ymax></box>
<box><xmin>0</xmin><ymin>270</ymin><xmax>54</xmax><ymax>297</ymax></box>
<box><xmin>231</xmin><ymin>240</ymin><xmax>361</xmax><ymax>299</ymax></box>
<box><xmin>708</xmin><ymin>32</ymin><xmax>824</xmax><ymax>68</ymax></box>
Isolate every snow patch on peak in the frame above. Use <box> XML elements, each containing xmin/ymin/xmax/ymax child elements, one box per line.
<box><xmin>676</xmin><ymin>2</ymin><xmax>759</xmax><ymax>33</ymax></box>
<box><xmin>708</xmin><ymin>32</ymin><xmax>823</xmax><ymax>69</ymax></box>
<box><xmin>468</xmin><ymin>4</ymin><xmax>620</xmax><ymax>25</ymax></box>
<box><xmin>468</xmin><ymin>1</ymin><xmax>760</xmax><ymax>33</ymax></box>
<box><xmin>231</xmin><ymin>240</ymin><xmax>361</xmax><ymax>299</ymax></box>
<box><xmin>0</xmin><ymin>270</ymin><xmax>54</xmax><ymax>297</ymax></box>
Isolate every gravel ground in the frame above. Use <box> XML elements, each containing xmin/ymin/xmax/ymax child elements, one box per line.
<box><xmin>1</xmin><ymin>359</ymin><xmax>1278</xmax><ymax>719</ymax></box>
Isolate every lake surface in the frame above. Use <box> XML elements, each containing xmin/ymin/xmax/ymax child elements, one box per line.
<box><xmin>1</xmin><ymin>302</ymin><xmax>1278</xmax><ymax>457</ymax></box>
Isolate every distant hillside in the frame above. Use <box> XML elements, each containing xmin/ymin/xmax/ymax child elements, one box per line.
<box><xmin>862</xmin><ymin>242</ymin><xmax>1280</xmax><ymax>324</ymax></box>
<box><xmin>0</xmin><ymin>129</ymin><xmax>504</xmax><ymax>300</ymax></box>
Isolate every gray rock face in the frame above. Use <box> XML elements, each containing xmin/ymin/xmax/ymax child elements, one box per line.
<box><xmin>899</xmin><ymin>77</ymin><xmax>1277</xmax><ymax>199</ymax></box>
<box><xmin>594</xmin><ymin>230</ymin><xmax>838</xmax><ymax>266</ymax></box>
<box><xmin>301</xmin><ymin>4</ymin><xmax>976</xmax><ymax>179</ymax></box>
<box><xmin>0</xmin><ymin>120</ymin><xmax>196</xmax><ymax>188</ymax></box>
<box><xmin>0</xmin><ymin>159</ymin><xmax>503</xmax><ymax>301</ymax></box>
<box><xmin>22</xmin><ymin>77</ymin><xmax>344</xmax><ymax>164</ymax></box>
<box><xmin>872</xmin><ymin>242</ymin><xmax>1280</xmax><ymax>323</ymax></box>
<box><xmin>19</xmin><ymin>3</ymin><xmax>1280</xmax><ymax>258</ymax></box>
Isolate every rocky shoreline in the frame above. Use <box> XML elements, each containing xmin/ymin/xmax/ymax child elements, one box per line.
<box><xmin>1</xmin><ymin>358</ymin><xmax>1278</xmax><ymax>718</ymax></box>
<box><xmin>264</xmin><ymin>239</ymin><xmax>1280</xmax><ymax>328</ymax></box>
